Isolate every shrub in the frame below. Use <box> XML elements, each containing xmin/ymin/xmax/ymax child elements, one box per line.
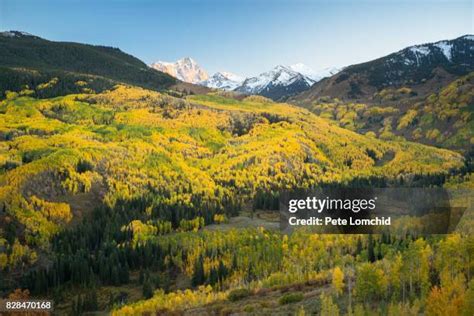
<box><xmin>243</xmin><ymin>304</ymin><xmax>257</xmax><ymax>313</ymax></box>
<box><xmin>228</xmin><ymin>288</ymin><xmax>251</xmax><ymax>302</ymax></box>
<box><xmin>397</xmin><ymin>109</ymin><xmax>418</xmax><ymax>130</ymax></box>
<box><xmin>279</xmin><ymin>292</ymin><xmax>304</xmax><ymax>305</ymax></box>
<box><xmin>365</xmin><ymin>131</ymin><xmax>376</xmax><ymax>138</ymax></box>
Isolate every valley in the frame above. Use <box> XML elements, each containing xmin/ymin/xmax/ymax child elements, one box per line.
<box><xmin>0</xmin><ymin>30</ymin><xmax>472</xmax><ymax>315</ymax></box>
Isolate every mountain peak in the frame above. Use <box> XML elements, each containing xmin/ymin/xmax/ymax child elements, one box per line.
<box><xmin>273</xmin><ymin>64</ymin><xmax>290</xmax><ymax>71</ymax></box>
<box><xmin>234</xmin><ymin>64</ymin><xmax>316</xmax><ymax>100</ymax></box>
<box><xmin>178</xmin><ymin>57</ymin><xmax>196</xmax><ymax>65</ymax></box>
<box><xmin>199</xmin><ymin>71</ymin><xmax>244</xmax><ymax>91</ymax></box>
<box><xmin>150</xmin><ymin>57</ymin><xmax>208</xmax><ymax>83</ymax></box>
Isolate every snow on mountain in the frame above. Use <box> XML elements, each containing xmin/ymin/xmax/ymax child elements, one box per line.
<box><xmin>434</xmin><ymin>42</ymin><xmax>453</xmax><ymax>61</ymax></box>
<box><xmin>150</xmin><ymin>57</ymin><xmax>208</xmax><ymax>83</ymax></box>
<box><xmin>200</xmin><ymin>71</ymin><xmax>244</xmax><ymax>91</ymax></box>
<box><xmin>396</xmin><ymin>35</ymin><xmax>474</xmax><ymax>66</ymax></box>
<box><xmin>409</xmin><ymin>46</ymin><xmax>431</xmax><ymax>57</ymax></box>
<box><xmin>148</xmin><ymin>57</ymin><xmax>340</xmax><ymax>99</ymax></box>
<box><xmin>0</xmin><ymin>30</ymin><xmax>36</xmax><ymax>38</ymax></box>
<box><xmin>235</xmin><ymin>65</ymin><xmax>317</xmax><ymax>100</ymax></box>
<box><xmin>236</xmin><ymin>65</ymin><xmax>310</xmax><ymax>93</ymax></box>
<box><xmin>294</xmin><ymin>34</ymin><xmax>474</xmax><ymax>102</ymax></box>
<box><xmin>288</xmin><ymin>63</ymin><xmax>341</xmax><ymax>82</ymax></box>
<box><xmin>289</xmin><ymin>63</ymin><xmax>317</xmax><ymax>79</ymax></box>
<box><xmin>316</xmin><ymin>66</ymin><xmax>341</xmax><ymax>79</ymax></box>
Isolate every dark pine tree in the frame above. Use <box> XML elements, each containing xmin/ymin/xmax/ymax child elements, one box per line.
<box><xmin>191</xmin><ymin>256</ymin><xmax>205</xmax><ymax>287</ymax></box>
<box><xmin>368</xmin><ymin>234</ymin><xmax>376</xmax><ymax>262</ymax></box>
<box><xmin>142</xmin><ymin>280</ymin><xmax>153</xmax><ymax>299</ymax></box>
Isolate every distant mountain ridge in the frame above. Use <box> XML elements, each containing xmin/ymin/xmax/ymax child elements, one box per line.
<box><xmin>0</xmin><ymin>30</ymin><xmax>176</xmax><ymax>90</ymax></box>
<box><xmin>208</xmin><ymin>64</ymin><xmax>340</xmax><ymax>100</ymax></box>
<box><xmin>150</xmin><ymin>57</ymin><xmax>208</xmax><ymax>84</ymax></box>
<box><xmin>233</xmin><ymin>65</ymin><xmax>316</xmax><ymax>100</ymax></box>
<box><xmin>150</xmin><ymin>57</ymin><xmax>337</xmax><ymax>100</ymax></box>
<box><xmin>147</xmin><ymin>54</ymin><xmax>340</xmax><ymax>99</ymax></box>
<box><xmin>293</xmin><ymin>35</ymin><xmax>474</xmax><ymax>102</ymax></box>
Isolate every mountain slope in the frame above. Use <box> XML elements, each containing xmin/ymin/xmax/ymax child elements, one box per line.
<box><xmin>235</xmin><ymin>65</ymin><xmax>315</xmax><ymax>100</ymax></box>
<box><xmin>0</xmin><ymin>85</ymin><xmax>464</xmax><ymax>252</ymax></box>
<box><xmin>0</xmin><ymin>31</ymin><xmax>176</xmax><ymax>96</ymax></box>
<box><xmin>315</xmin><ymin>73</ymin><xmax>474</xmax><ymax>151</ymax></box>
<box><xmin>294</xmin><ymin>35</ymin><xmax>474</xmax><ymax>102</ymax></box>
<box><xmin>290</xmin><ymin>35</ymin><xmax>474</xmax><ymax>152</ymax></box>
<box><xmin>150</xmin><ymin>57</ymin><xmax>208</xmax><ymax>83</ymax></box>
<box><xmin>0</xmin><ymin>86</ymin><xmax>467</xmax><ymax>313</ymax></box>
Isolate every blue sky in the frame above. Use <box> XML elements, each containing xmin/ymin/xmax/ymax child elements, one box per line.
<box><xmin>0</xmin><ymin>0</ymin><xmax>472</xmax><ymax>77</ymax></box>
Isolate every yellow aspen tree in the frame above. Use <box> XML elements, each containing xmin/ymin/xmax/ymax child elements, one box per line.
<box><xmin>332</xmin><ymin>266</ymin><xmax>345</xmax><ymax>296</ymax></box>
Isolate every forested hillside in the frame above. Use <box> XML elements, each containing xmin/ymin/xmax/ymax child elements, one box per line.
<box><xmin>0</xmin><ymin>31</ymin><xmax>176</xmax><ymax>97</ymax></box>
<box><xmin>0</xmin><ymin>78</ymin><xmax>471</xmax><ymax>314</ymax></box>
<box><xmin>294</xmin><ymin>72</ymin><xmax>474</xmax><ymax>152</ymax></box>
<box><xmin>291</xmin><ymin>36</ymin><xmax>474</xmax><ymax>154</ymax></box>
<box><xmin>1</xmin><ymin>84</ymin><xmax>462</xmax><ymax>250</ymax></box>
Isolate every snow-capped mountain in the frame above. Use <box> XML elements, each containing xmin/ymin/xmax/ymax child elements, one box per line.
<box><xmin>384</xmin><ymin>35</ymin><xmax>474</xmax><ymax>75</ymax></box>
<box><xmin>150</xmin><ymin>57</ymin><xmax>208</xmax><ymax>84</ymax></box>
<box><xmin>292</xmin><ymin>34</ymin><xmax>474</xmax><ymax>101</ymax></box>
<box><xmin>148</xmin><ymin>57</ymin><xmax>337</xmax><ymax>99</ymax></box>
<box><xmin>234</xmin><ymin>65</ymin><xmax>316</xmax><ymax>100</ymax></box>
<box><xmin>199</xmin><ymin>64</ymin><xmax>339</xmax><ymax>99</ymax></box>
<box><xmin>289</xmin><ymin>63</ymin><xmax>341</xmax><ymax>82</ymax></box>
<box><xmin>200</xmin><ymin>72</ymin><xmax>244</xmax><ymax>91</ymax></box>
